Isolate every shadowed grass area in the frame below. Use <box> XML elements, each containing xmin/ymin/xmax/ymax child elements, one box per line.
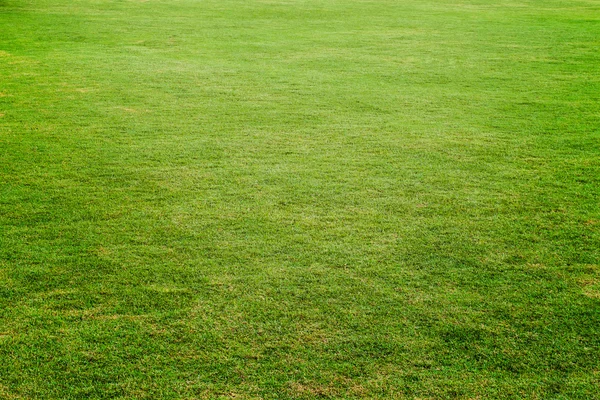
<box><xmin>1</xmin><ymin>0</ymin><xmax>599</xmax><ymax>398</ymax></box>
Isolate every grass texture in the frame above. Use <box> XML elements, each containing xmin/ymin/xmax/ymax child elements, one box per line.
<box><xmin>1</xmin><ymin>0</ymin><xmax>599</xmax><ymax>398</ymax></box>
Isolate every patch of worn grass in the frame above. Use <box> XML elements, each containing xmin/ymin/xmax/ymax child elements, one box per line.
<box><xmin>1</xmin><ymin>0</ymin><xmax>599</xmax><ymax>398</ymax></box>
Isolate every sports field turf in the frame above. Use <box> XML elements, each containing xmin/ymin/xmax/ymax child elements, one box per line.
<box><xmin>1</xmin><ymin>0</ymin><xmax>599</xmax><ymax>398</ymax></box>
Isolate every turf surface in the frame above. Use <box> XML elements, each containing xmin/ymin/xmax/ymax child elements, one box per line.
<box><xmin>1</xmin><ymin>0</ymin><xmax>599</xmax><ymax>398</ymax></box>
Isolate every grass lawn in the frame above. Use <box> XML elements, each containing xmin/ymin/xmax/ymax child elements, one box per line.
<box><xmin>1</xmin><ymin>0</ymin><xmax>599</xmax><ymax>398</ymax></box>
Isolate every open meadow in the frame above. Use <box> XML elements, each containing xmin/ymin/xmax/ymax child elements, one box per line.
<box><xmin>1</xmin><ymin>0</ymin><xmax>599</xmax><ymax>398</ymax></box>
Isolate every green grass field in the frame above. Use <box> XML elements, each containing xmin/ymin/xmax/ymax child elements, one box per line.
<box><xmin>1</xmin><ymin>0</ymin><xmax>599</xmax><ymax>398</ymax></box>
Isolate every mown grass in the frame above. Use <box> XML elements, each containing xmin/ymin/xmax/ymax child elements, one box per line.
<box><xmin>1</xmin><ymin>0</ymin><xmax>599</xmax><ymax>398</ymax></box>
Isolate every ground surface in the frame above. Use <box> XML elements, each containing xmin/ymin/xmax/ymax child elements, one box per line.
<box><xmin>1</xmin><ymin>0</ymin><xmax>599</xmax><ymax>398</ymax></box>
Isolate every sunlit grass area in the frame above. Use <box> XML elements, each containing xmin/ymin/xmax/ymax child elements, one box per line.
<box><xmin>1</xmin><ymin>0</ymin><xmax>599</xmax><ymax>398</ymax></box>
